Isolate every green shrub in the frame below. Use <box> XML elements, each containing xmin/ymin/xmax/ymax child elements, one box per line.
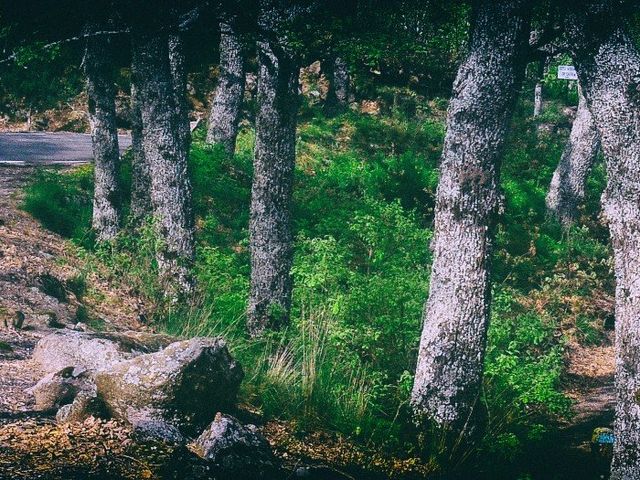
<box><xmin>22</xmin><ymin>166</ymin><xmax>94</xmax><ymax>244</ymax></box>
<box><xmin>22</xmin><ymin>92</ymin><xmax>613</xmax><ymax>474</ymax></box>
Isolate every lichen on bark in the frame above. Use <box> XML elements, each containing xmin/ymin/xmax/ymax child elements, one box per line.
<box><xmin>247</xmin><ymin>0</ymin><xmax>302</xmax><ymax>336</ymax></box>
<box><xmin>324</xmin><ymin>55</ymin><xmax>350</xmax><ymax>116</ymax></box>
<box><xmin>546</xmin><ymin>86</ymin><xmax>600</xmax><ymax>226</ymax></box>
<box><xmin>206</xmin><ymin>20</ymin><xmax>245</xmax><ymax>155</ymax></box>
<box><xmin>410</xmin><ymin>0</ymin><xmax>531</xmax><ymax>441</ymax></box>
<box><xmin>130</xmin><ymin>5</ymin><xmax>195</xmax><ymax>299</ymax></box>
<box><xmin>564</xmin><ymin>3</ymin><xmax>640</xmax><ymax>479</ymax></box>
<box><xmin>84</xmin><ymin>20</ymin><xmax>122</xmax><ymax>242</ymax></box>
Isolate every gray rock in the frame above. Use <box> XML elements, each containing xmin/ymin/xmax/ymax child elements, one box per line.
<box><xmin>192</xmin><ymin>413</ymin><xmax>277</xmax><ymax>479</ymax></box>
<box><xmin>56</xmin><ymin>391</ymin><xmax>108</xmax><ymax>423</ymax></box>
<box><xmin>28</xmin><ymin>366</ymin><xmax>90</xmax><ymax>410</ymax></box>
<box><xmin>32</xmin><ymin>330</ymin><xmax>175</xmax><ymax>374</ymax></box>
<box><xmin>95</xmin><ymin>337</ymin><xmax>243</xmax><ymax>442</ymax></box>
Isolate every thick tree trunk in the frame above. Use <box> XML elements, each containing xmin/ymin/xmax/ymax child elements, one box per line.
<box><xmin>206</xmin><ymin>21</ymin><xmax>245</xmax><ymax>155</ymax></box>
<box><xmin>324</xmin><ymin>55</ymin><xmax>350</xmax><ymax>116</ymax></box>
<box><xmin>168</xmin><ymin>33</ymin><xmax>191</xmax><ymax>155</ymax></box>
<box><xmin>131</xmin><ymin>21</ymin><xmax>195</xmax><ymax>298</ymax></box>
<box><xmin>129</xmin><ymin>71</ymin><xmax>151</xmax><ymax>224</ymax></box>
<box><xmin>247</xmin><ymin>3</ymin><xmax>300</xmax><ymax>337</ymax></box>
<box><xmin>84</xmin><ymin>24</ymin><xmax>122</xmax><ymax>242</ymax></box>
<box><xmin>546</xmin><ymin>87</ymin><xmax>599</xmax><ymax>226</ymax></box>
<box><xmin>565</xmin><ymin>5</ymin><xmax>640</xmax><ymax>479</ymax></box>
<box><xmin>410</xmin><ymin>0</ymin><xmax>530</xmax><ymax>438</ymax></box>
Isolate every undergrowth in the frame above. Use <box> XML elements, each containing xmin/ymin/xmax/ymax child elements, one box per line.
<box><xmin>22</xmin><ymin>86</ymin><xmax>613</xmax><ymax>476</ymax></box>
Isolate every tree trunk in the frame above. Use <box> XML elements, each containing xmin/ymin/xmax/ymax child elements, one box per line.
<box><xmin>84</xmin><ymin>23</ymin><xmax>122</xmax><ymax>242</ymax></box>
<box><xmin>533</xmin><ymin>57</ymin><xmax>548</xmax><ymax>117</ymax></box>
<box><xmin>129</xmin><ymin>69</ymin><xmax>151</xmax><ymax>224</ymax></box>
<box><xmin>247</xmin><ymin>3</ymin><xmax>300</xmax><ymax>337</ymax></box>
<box><xmin>131</xmin><ymin>20</ymin><xmax>195</xmax><ymax>299</ymax></box>
<box><xmin>410</xmin><ymin>0</ymin><xmax>530</xmax><ymax>439</ymax></box>
<box><xmin>565</xmin><ymin>5</ymin><xmax>640</xmax><ymax>479</ymax></box>
<box><xmin>206</xmin><ymin>21</ymin><xmax>245</xmax><ymax>155</ymax></box>
<box><xmin>546</xmin><ymin>86</ymin><xmax>599</xmax><ymax>226</ymax></box>
<box><xmin>324</xmin><ymin>55</ymin><xmax>350</xmax><ymax>116</ymax></box>
<box><xmin>533</xmin><ymin>81</ymin><xmax>543</xmax><ymax>117</ymax></box>
<box><xmin>168</xmin><ymin>33</ymin><xmax>191</xmax><ymax>155</ymax></box>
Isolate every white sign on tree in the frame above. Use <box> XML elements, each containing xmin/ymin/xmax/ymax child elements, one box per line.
<box><xmin>558</xmin><ymin>65</ymin><xmax>578</xmax><ymax>80</ymax></box>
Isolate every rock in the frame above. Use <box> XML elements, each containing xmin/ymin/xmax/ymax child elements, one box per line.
<box><xmin>72</xmin><ymin>322</ymin><xmax>89</xmax><ymax>332</ymax></box>
<box><xmin>32</xmin><ymin>330</ymin><xmax>175</xmax><ymax>374</ymax></box>
<box><xmin>95</xmin><ymin>338</ymin><xmax>243</xmax><ymax>442</ymax></box>
<box><xmin>192</xmin><ymin>413</ymin><xmax>277</xmax><ymax>479</ymax></box>
<box><xmin>28</xmin><ymin>366</ymin><xmax>91</xmax><ymax>410</ymax></box>
<box><xmin>157</xmin><ymin>445</ymin><xmax>216</xmax><ymax>480</ymax></box>
<box><xmin>56</xmin><ymin>391</ymin><xmax>108</xmax><ymax>423</ymax></box>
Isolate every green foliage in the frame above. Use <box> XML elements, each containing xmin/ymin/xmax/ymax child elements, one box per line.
<box><xmin>23</xmin><ymin>93</ymin><xmax>614</xmax><ymax>473</ymax></box>
<box><xmin>22</xmin><ymin>166</ymin><xmax>94</xmax><ymax>245</ymax></box>
<box><xmin>485</xmin><ymin>290</ymin><xmax>571</xmax><ymax>422</ymax></box>
<box><xmin>0</xmin><ymin>42</ymin><xmax>84</xmax><ymax>119</ymax></box>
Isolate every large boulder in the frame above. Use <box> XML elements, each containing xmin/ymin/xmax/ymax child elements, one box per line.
<box><xmin>32</xmin><ymin>331</ymin><xmax>175</xmax><ymax>373</ymax></box>
<box><xmin>192</xmin><ymin>413</ymin><xmax>278</xmax><ymax>479</ymax></box>
<box><xmin>95</xmin><ymin>337</ymin><xmax>243</xmax><ymax>442</ymax></box>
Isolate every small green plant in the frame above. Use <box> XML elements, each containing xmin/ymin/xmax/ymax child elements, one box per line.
<box><xmin>66</xmin><ymin>273</ymin><xmax>88</xmax><ymax>300</ymax></box>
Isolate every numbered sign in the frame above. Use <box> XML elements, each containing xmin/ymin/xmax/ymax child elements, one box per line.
<box><xmin>558</xmin><ymin>65</ymin><xmax>578</xmax><ymax>80</ymax></box>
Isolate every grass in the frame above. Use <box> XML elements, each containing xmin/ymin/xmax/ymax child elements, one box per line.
<box><xmin>21</xmin><ymin>87</ymin><xmax>613</xmax><ymax>475</ymax></box>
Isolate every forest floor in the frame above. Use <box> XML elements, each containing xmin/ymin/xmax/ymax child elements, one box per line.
<box><xmin>0</xmin><ymin>165</ymin><xmax>425</xmax><ymax>479</ymax></box>
<box><xmin>0</xmin><ymin>164</ymin><xmax>617</xmax><ymax>479</ymax></box>
<box><xmin>531</xmin><ymin>338</ymin><xmax>616</xmax><ymax>479</ymax></box>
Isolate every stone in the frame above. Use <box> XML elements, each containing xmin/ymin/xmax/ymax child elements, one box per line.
<box><xmin>32</xmin><ymin>330</ymin><xmax>175</xmax><ymax>374</ymax></box>
<box><xmin>95</xmin><ymin>337</ymin><xmax>243</xmax><ymax>442</ymax></box>
<box><xmin>56</xmin><ymin>391</ymin><xmax>108</xmax><ymax>423</ymax></box>
<box><xmin>156</xmin><ymin>445</ymin><xmax>215</xmax><ymax>480</ymax></box>
<box><xmin>192</xmin><ymin>413</ymin><xmax>278</xmax><ymax>479</ymax></box>
<box><xmin>28</xmin><ymin>366</ymin><xmax>91</xmax><ymax>410</ymax></box>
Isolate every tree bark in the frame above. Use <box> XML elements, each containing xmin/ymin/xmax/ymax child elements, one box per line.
<box><xmin>533</xmin><ymin>81</ymin><xmax>543</xmax><ymax>117</ymax></box>
<box><xmin>84</xmin><ymin>22</ymin><xmax>122</xmax><ymax>242</ymax></box>
<box><xmin>324</xmin><ymin>55</ymin><xmax>350</xmax><ymax>116</ymax></box>
<box><xmin>206</xmin><ymin>21</ymin><xmax>245</xmax><ymax>155</ymax></box>
<box><xmin>247</xmin><ymin>2</ymin><xmax>300</xmax><ymax>337</ymax></box>
<box><xmin>410</xmin><ymin>0</ymin><xmax>530</xmax><ymax>439</ymax></box>
<box><xmin>168</xmin><ymin>33</ymin><xmax>191</xmax><ymax>155</ymax></box>
<box><xmin>546</xmin><ymin>86</ymin><xmax>599</xmax><ymax>226</ymax></box>
<box><xmin>129</xmin><ymin>67</ymin><xmax>151</xmax><ymax>224</ymax></box>
<box><xmin>565</xmin><ymin>5</ymin><xmax>640</xmax><ymax>479</ymax></box>
<box><xmin>131</xmin><ymin>17</ymin><xmax>195</xmax><ymax>299</ymax></box>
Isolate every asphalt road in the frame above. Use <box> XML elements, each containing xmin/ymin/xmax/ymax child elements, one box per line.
<box><xmin>0</xmin><ymin>132</ymin><xmax>132</xmax><ymax>165</ymax></box>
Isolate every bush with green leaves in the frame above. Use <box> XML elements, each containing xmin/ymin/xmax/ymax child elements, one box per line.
<box><xmin>22</xmin><ymin>94</ymin><xmax>614</xmax><ymax>474</ymax></box>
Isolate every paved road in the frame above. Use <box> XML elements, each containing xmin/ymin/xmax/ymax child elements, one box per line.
<box><xmin>0</xmin><ymin>132</ymin><xmax>132</xmax><ymax>165</ymax></box>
